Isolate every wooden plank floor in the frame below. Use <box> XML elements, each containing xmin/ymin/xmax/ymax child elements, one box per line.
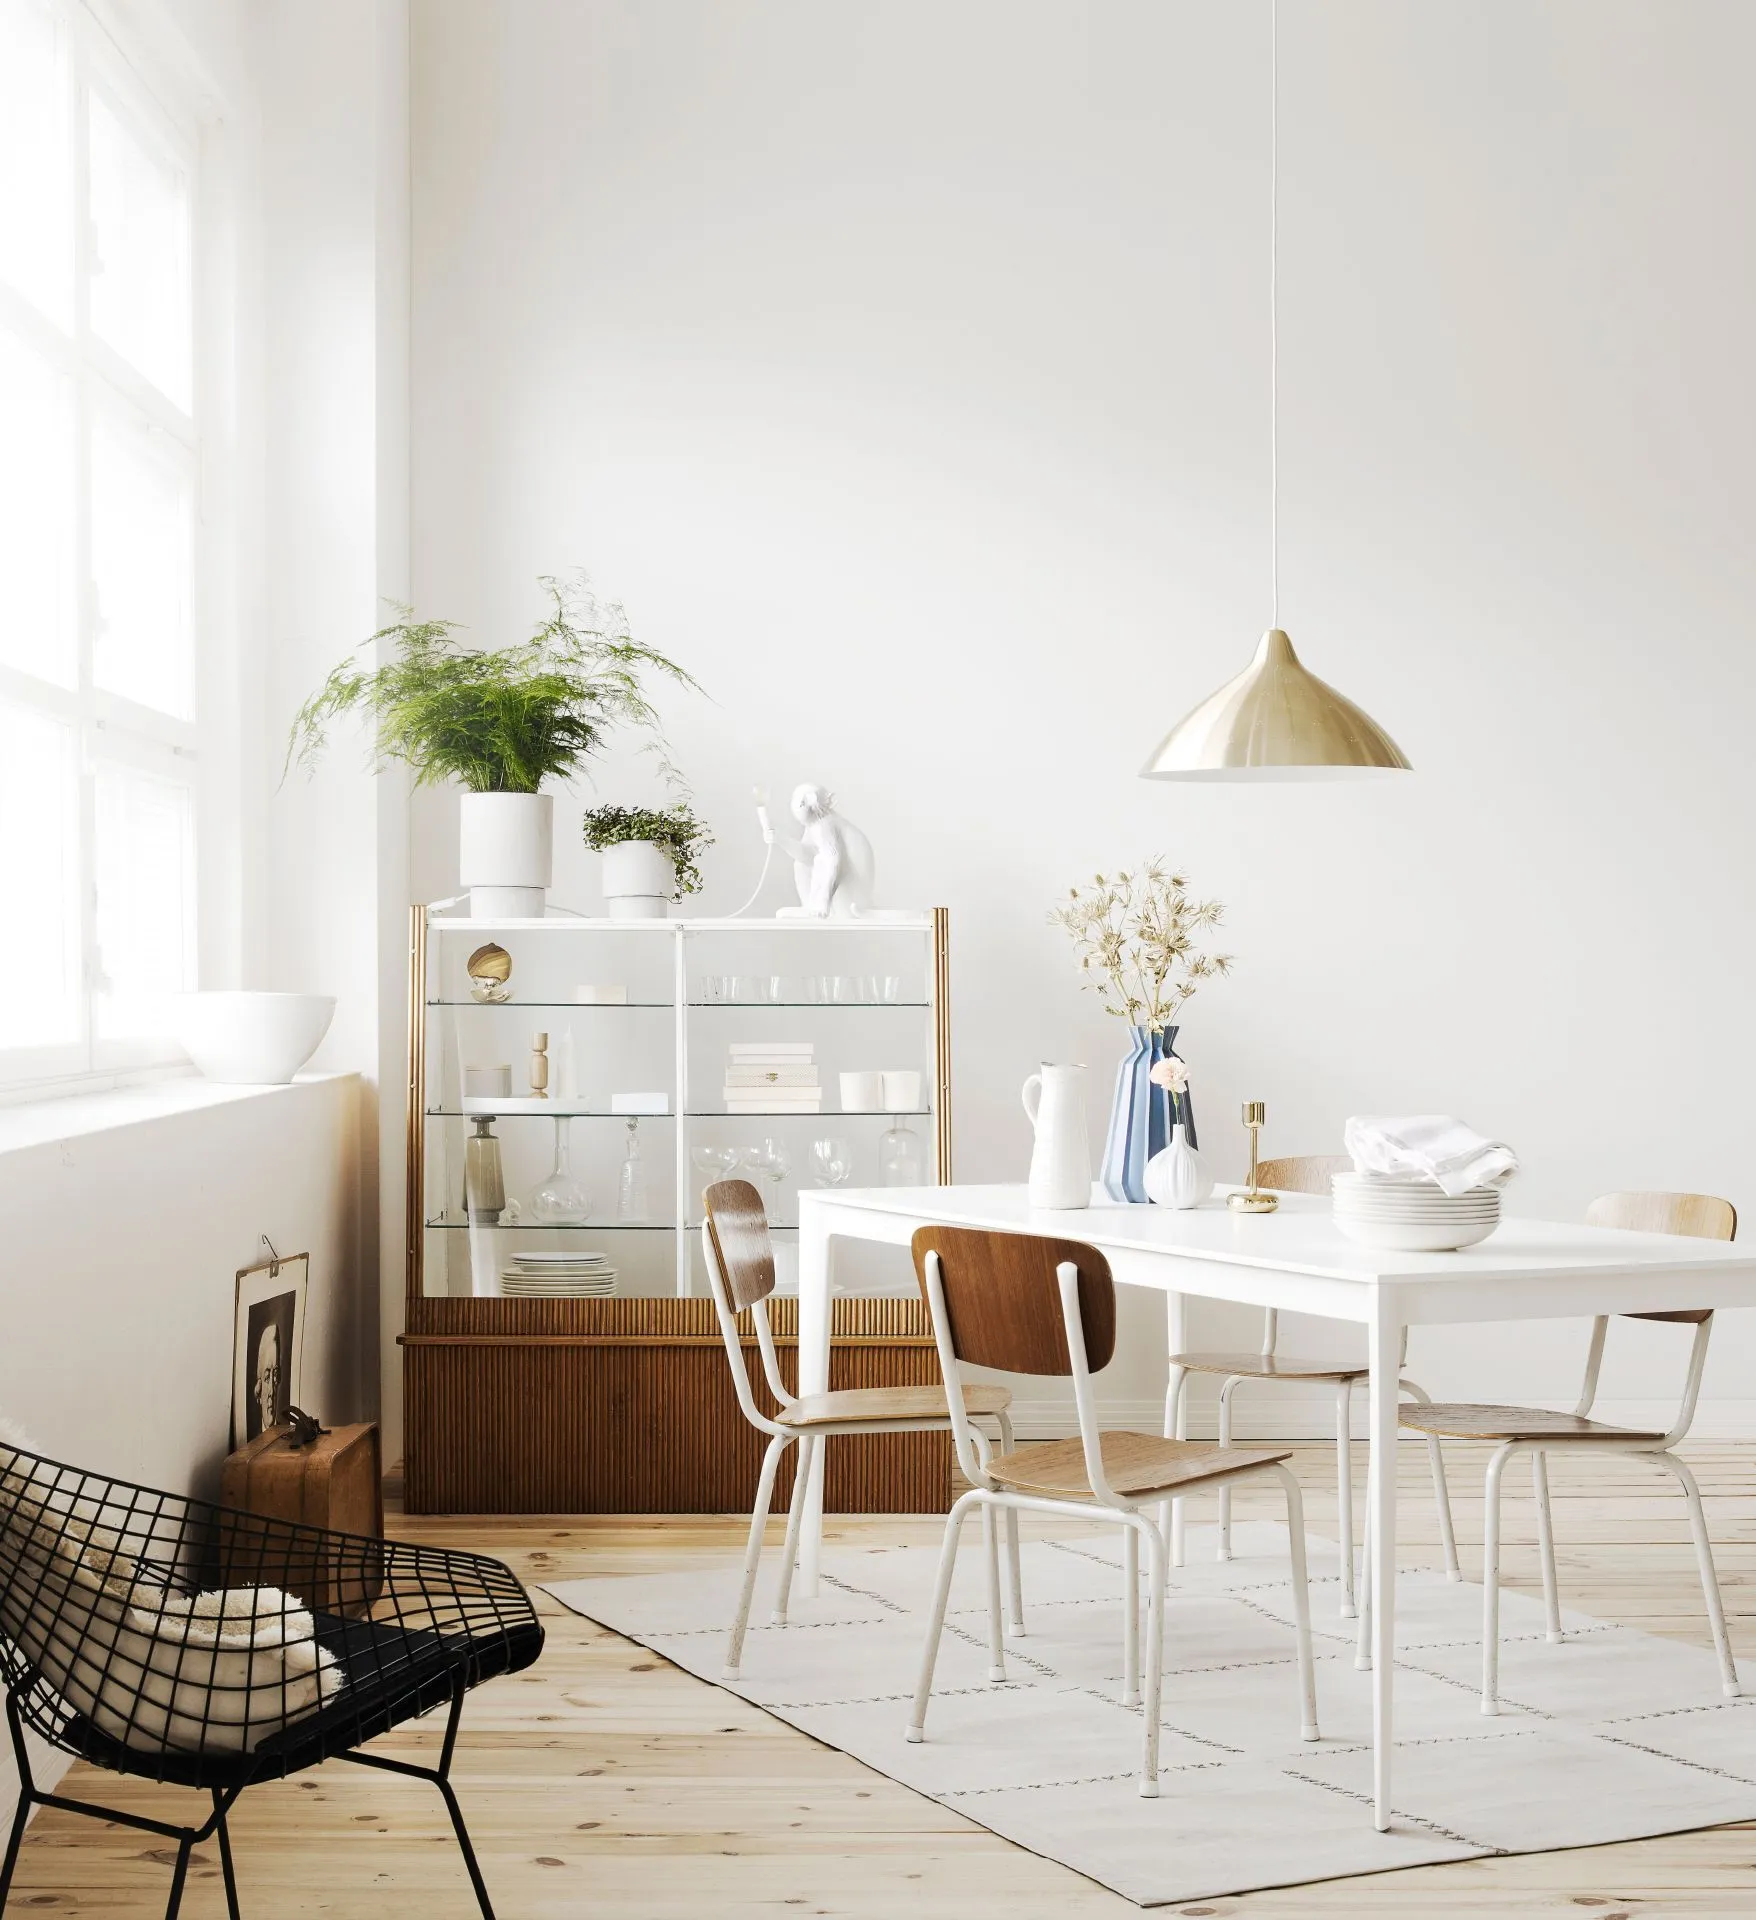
<box><xmin>7</xmin><ymin>1441</ymin><xmax>1755</xmax><ymax>1916</ymax></box>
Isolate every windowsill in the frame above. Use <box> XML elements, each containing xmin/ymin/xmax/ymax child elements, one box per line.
<box><xmin>0</xmin><ymin>1072</ymin><xmax>357</xmax><ymax>1158</ymax></box>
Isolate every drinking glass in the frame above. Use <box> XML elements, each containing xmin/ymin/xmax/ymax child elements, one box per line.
<box><xmin>804</xmin><ymin>975</ymin><xmax>831</xmax><ymax>1004</ymax></box>
<box><xmin>732</xmin><ymin>975</ymin><xmax>761</xmax><ymax>1004</ymax></box>
<box><xmin>744</xmin><ymin>1137</ymin><xmax>792</xmax><ymax>1185</ymax></box>
<box><xmin>808</xmin><ymin>1137</ymin><xmax>853</xmax><ymax>1187</ymax></box>
<box><xmin>699</xmin><ymin>975</ymin><xmax>729</xmax><ymax>1004</ymax></box>
<box><xmin>690</xmin><ymin>1141</ymin><xmax>740</xmax><ymax>1178</ymax></box>
<box><xmin>830</xmin><ymin>975</ymin><xmax>861</xmax><ymax>1004</ymax></box>
<box><xmin>875</xmin><ymin>975</ymin><xmax>902</xmax><ymax>1004</ymax></box>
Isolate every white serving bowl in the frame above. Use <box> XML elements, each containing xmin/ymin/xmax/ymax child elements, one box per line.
<box><xmin>170</xmin><ymin>991</ymin><xmax>336</xmax><ymax>1085</ymax></box>
<box><xmin>1333</xmin><ymin>1214</ymin><xmax>1500</xmax><ymax>1252</ymax></box>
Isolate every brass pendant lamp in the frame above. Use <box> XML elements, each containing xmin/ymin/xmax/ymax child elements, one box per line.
<box><xmin>1141</xmin><ymin>1</ymin><xmax>1410</xmax><ymax>782</ymax></box>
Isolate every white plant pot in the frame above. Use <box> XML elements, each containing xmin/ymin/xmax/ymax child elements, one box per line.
<box><xmin>458</xmin><ymin>792</ymin><xmax>553</xmax><ymax>920</ymax></box>
<box><xmin>600</xmin><ymin>839</ymin><xmax>675</xmax><ymax>920</ymax></box>
<box><xmin>170</xmin><ymin>991</ymin><xmax>337</xmax><ymax>1085</ymax></box>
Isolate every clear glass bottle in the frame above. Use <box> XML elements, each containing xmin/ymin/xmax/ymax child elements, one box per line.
<box><xmin>879</xmin><ymin>1120</ymin><xmax>924</xmax><ymax>1187</ymax></box>
<box><xmin>532</xmin><ymin>1116</ymin><xmax>591</xmax><ymax>1224</ymax></box>
<box><xmin>617</xmin><ymin>1117</ymin><xmax>651</xmax><ymax>1222</ymax></box>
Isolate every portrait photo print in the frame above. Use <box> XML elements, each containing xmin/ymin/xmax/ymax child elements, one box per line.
<box><xmin>232</xmin><ymin>1253</ymin><xmax>309</xmax><ymax>1445</ymax></box>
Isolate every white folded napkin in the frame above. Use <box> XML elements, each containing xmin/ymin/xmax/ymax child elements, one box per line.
<box><xmin>1344</xmin><ymin>1114</ymin><xmax>1518</xmax><ymax>1197</ymax></box>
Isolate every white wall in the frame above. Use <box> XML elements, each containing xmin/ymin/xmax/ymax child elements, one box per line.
<box><xmin>0</xmin><ymin>1075</ymin><xmax>361</xmax><ymax>1807</ymax></box>
<box><xmin>405</xmin><ymin>0</ymin><xmax>1756</xmax><ymax>1434</ymax></box>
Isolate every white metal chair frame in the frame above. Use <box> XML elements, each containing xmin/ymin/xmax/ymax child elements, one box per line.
<box><xmin>1165</xmin><ymin>1312</ymin><xmax>1463</xmax><ymax>1614</ymax></box>
<box><xmin>1353</xmin><ymin>1303</ymin><xmax>1742</xmax><ymax>1710</ymax></box>
<box><xmin>700</xmin><ymin>1220</ymin><xmax>1023</xmax><ymax>1680</ymax></box>
<box><xmin>911</xmin><ymin>1246</ymin><xmax>1320</xmax><ymax>1798</ymax></box>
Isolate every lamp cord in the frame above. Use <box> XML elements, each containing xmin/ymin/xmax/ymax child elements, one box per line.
<box><xmin>1270</xmin><ymin>0</ymin><xmax>1279</xmax><ymax>630</ymax></box>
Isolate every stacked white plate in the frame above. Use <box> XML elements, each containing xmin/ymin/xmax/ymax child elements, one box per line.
<box><xmin>499</xmin><ymin>1250</ymin><xmax>617</xmax><ymax>1297</ymax></box>
<box><xmin>1331</xmin><ymin>1172</ymin><xmax>1502</xmax><ymax>1251</ymax></box>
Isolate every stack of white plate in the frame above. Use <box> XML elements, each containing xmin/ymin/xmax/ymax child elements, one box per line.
<box><xmin>499</xmin><ymin>1250</ymin><xmax>617</xmax><ymax>1297</ymax></box>
<box><xmin>1331</xmin><ymin>1172</ymin><xmax>1502</xmax><ymax>1251</ymax></box>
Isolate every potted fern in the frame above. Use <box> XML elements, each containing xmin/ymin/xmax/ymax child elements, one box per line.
<box><xmin>286</xmin><ymin>576</ymin><xmax>700</xmax><ymax>916</ymax></box>
<box><xmin>581</xmin><ymin>802</ymin><xmax>713</xmax><ymax>918</ymax></box>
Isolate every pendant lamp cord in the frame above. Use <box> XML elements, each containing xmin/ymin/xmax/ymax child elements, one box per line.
<box><xmin>1270</xmin><ymin>0</ymin><xmax>1279</xmax><ymax>628</ymax></box>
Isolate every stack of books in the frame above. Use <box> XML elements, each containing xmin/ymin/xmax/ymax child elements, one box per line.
<box><xmin>723</xmin><ymin>1041</ymin><xmax>821</xmax><ymax>1114</ymax></box>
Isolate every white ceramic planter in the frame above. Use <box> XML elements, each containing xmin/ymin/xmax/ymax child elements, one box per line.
<box><xmin>170</xmin><ymin>991</ymin><xmax>336</xmax><ymax>1085</ymax></box>
<box><xmin>600</xmin><ymin>839</ymin><xmax>675</xmax><ymax>920</ymax></box>
<box><xmin>458</xmin><ymin>792</ymin><xmax>554</xmax><ymax>919</ymax></box>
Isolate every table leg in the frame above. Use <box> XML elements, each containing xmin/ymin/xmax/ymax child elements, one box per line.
<box><xmin>1165</xmin><ymin>1292</ymin><xmax>1187</xmax><ymax>1566</ymax></box>
<box><xmin>797</xmin><ymin>1206</ymin><xmax>835</xmax><ymax>1597</ymax></box>
<box><xmin>1368</xmin><ymin>1310</ymin><xmax>1400</xmax><ymax>1832</ymax></box>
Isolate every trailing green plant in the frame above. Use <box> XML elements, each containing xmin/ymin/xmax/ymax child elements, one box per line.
<box><xmin>284</xmin><ymin>574</ymin><xmax>701</xmax><ymax>794</ymax></box>
<box><xmin>581</xmin><ymin>802</ymin><xmax>714</xmax><ymax>898</ymax></box>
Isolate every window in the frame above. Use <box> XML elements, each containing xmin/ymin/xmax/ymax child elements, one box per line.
<box><xmin>0</xmin><ymin>0</ymin><xmax>205</xmax><ymax>1089</ymax></box>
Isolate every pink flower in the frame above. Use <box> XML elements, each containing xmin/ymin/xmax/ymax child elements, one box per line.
<box><xmin>1150</xmin><ymin>1057</ymin><xmax>1190</xmax><ymax>1093</ymax></box>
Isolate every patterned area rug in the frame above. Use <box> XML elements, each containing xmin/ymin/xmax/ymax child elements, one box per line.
<box><xmin>544</xmin><ymin>1520</ymin><xmax>1756</xmax><ymax>1905</ymax></box>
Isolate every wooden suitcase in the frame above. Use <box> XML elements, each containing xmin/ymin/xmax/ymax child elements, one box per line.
<box><xmin>218</xmin><ymin>1422</ymin><xmax>385</xmax><ymax>1614</ymax></box>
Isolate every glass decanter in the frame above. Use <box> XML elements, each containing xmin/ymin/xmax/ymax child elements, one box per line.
<box><xmin>531</xmin><ymin>1115</ymin><xmax>591</xmax><ymax>1224</ymax></box>
<box><xmin>879</xmin><ymin>1120</ymin><xmax>924</xmax><ymax>1187</ymax></box>
<box><xmin>617</xmin><ymin>1117</ymin><xmax>652</xmax><ymax>1222</ymax></box>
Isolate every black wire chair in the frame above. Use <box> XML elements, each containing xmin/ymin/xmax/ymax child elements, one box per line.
<box><xmin>0</xmin><ymin>1436</ymin><xmax>543</xmax><ymax>1919</ymax></box>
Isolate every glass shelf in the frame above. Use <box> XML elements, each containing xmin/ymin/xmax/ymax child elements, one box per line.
<box><xmin>426</xmin><ymin>1108</ymin><xmax>677</xmax><ymax>1119</ymax></box>
<box><xmin>426</xmin><ymin>999</ymin><xmax>929</xmax><ymax>1010</ymax></box>
<box><xmin>425</xmin><ymin>1218</ymin><xmax>675</xmax><ymax>1231</ymax></box>
<box><xmin>428</xmin><ymin>999</ymin><xmax>672</xmax><ymax>1008</ymax></box>
<box><xmin>425</xmin><ymin>1108</ymin><xmax>928</xmax><ymax>1119</ymax></box>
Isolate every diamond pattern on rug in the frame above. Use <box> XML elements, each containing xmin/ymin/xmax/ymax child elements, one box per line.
<box><xmin>543</xmin><ymin>1521</ymin><xmax>1755</xmax><ymax>1905</ymax></box>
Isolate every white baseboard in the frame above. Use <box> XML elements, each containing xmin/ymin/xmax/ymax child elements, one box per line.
<box><xmin>1004</xmin><ymin>1397</ymin><xmax>1756</xmax><ymax>1442</ymax></box>
<box><xmin>0</xmin><ymin>1723</ymin><xmax>70</xmax><ymax>1837</ymax></box>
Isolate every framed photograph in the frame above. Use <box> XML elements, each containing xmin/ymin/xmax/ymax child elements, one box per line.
<box><xmin>232</xmin><ymin>1253</ymin><xmax>309</xmax><ymax>1446</ymax></box>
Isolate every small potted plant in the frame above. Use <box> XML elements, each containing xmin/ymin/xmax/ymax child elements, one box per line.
<box><xmin>286</xmin><ymin>575</ymin><xmax>700</xmax><ymax>917</ymax></box>
<box><xmin>582</xmin><ymin>802</ymin><xmax>713</xmax><ymax>918</ymax></box>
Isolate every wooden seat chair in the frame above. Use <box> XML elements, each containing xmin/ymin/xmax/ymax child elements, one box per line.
<box><xmin>1165</xmin><ymin>1154</ymin><xmax>1460</xmax><ymax>1614</ymax></box>
<box><xmin>908</xmin><ymin>1224</ymin><xmax>1319</xmax><ymax>1798</ymax></box>
<box><xmin>1361</xmin><ymin>1190</ymin><xmax>1742</xmax><ymax>1714</ymax></box>
<box><xmin>701</xmin><ymin>1181</ymin><xmax>1022</xmax><ymax>1680</ymax></box>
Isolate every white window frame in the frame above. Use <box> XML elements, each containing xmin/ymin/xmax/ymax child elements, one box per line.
<box><xmin>0</xmin><ymin>0</ymin><xmax>226</xmax><ymax>1099</ymax></box>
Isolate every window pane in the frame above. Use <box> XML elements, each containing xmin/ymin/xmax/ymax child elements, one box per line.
<box><xmin>93</xmin><ymin>758</ymin><xmax>195</xmax><ymax>1042</ymax></box>
<box><xmin>88</xmin><ymin>85</ymin><xmax>192</xmax><ymax>411</ymax></box>
<box><xmin>0</xmin><ymin>326</ymin><xmax>77</xmax><ymax>686</ymax></box>
<box><xmin>91</xmin><ymin>411</ymin><xmax>194</xmax><ymax>717</ymax></box>
<box><xmin>0</xmin><ymin>704</ymin><xmax>81</xmax><ymax>1050</ymax></box>
<box><xmin>0</xmin><ymin>0</ymin><xmax>74</xmax><ymax>327</ymax></box>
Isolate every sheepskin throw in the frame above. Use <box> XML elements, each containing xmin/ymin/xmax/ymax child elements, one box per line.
<box><xmin>0</xmin><ymin>1433</ymin><xmax>343</xmax><ymax>1754</ymax></box>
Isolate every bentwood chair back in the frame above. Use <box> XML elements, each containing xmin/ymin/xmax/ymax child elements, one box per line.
<box><xmin>700</xmin><ymin>1182</ymin><xmax>1020</xmax><ymax>1682</ymax></box>
<box><xmin>1166</xmin><ymin>1153</ymin><xmax>1459</xmax><ymax>1608</ymax></box>
<box><xmin>918</xmin><ymin>1225</ymin><xmax>1117</xmax><ymax>1375</ymax></box>
<box><xmin>908</xmin><ymin>1224</ymin><xmax>1319</xmax><ymax>1798</ymax></box>
<box><xmin>1387</xmin><ymin>1188</ymin><xmax>1740</xmax><ymax>1712</ymax></box>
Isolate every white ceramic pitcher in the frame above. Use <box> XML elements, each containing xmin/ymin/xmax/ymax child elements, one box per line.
<box><xmin>1021</xmin><ymin>1063</ymin><xmax>1092</xmax><ymax>1209</ymax></box>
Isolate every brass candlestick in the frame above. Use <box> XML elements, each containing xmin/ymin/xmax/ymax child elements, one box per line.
<box><xmin>1228</xmin><ymin>1100</ymin><xmax>1278</xmax><ymax>1213</ymax></box>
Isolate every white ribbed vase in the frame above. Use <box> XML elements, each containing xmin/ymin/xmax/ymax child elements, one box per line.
<box><xmin>1143</xmin><ymin>1123</ymin><xmax>1212</xmax><ymax>1210</ymax></box>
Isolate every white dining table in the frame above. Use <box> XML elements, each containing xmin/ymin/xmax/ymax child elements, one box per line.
<box><xmin>794</xmin><ymin>1181</ymin><xmax>1756</xmax><ymax>1830</ymax></box>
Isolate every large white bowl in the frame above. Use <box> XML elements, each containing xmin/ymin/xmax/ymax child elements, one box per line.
<box><xmin>171</xmin><ymin>991</ymin><xmax>336</xmax><ymax>1085</ymax></box>
<box><xmin>1333</xmin><ymin>1214</ymin><xmax>1499</xmax><ymax>1252</ymax></box>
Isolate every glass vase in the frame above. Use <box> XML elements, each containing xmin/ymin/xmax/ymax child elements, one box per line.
<box><xmin>532</xmin><ymin>1116</ymin><xmax>591</xmax><ymax>1224</ymax></box>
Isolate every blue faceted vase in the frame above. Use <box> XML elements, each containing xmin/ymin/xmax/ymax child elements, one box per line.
<box><xmin>1100</xmin><ymin>1026</ymin><xmax>1197</xmax><ymax>1203</ymax></box>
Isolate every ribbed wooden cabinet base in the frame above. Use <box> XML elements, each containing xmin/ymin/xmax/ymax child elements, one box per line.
<box><xmin>401</xmin><ymin>1297</ymin><xmax>950</xmax><ymax>1515</ymax></box>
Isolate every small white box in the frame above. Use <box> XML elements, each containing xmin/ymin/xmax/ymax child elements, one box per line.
<box><xmin>611</xmin><ymin>1091</ymin><xmax>670</xmax><ymax>1115</ymax></box>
